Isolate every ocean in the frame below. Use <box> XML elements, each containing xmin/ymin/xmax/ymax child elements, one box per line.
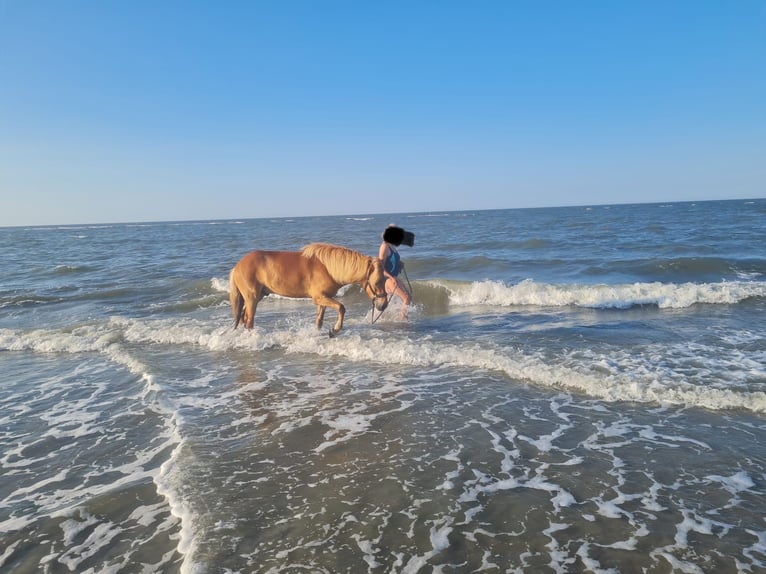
<box><xmin>1</xmin><ymin>199</ymin><xmax>765</xmax><ymax>573</ymax></box>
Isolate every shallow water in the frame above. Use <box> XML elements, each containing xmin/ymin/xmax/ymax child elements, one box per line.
<box><xmin>1</xmin><ymin>200</ymin><xmax>765</xmax><ymax>572</ymax></box>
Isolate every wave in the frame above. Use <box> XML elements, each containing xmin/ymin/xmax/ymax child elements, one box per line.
<box><xmin>208</xmin><ymin>275</ymin><xmax>766</xmax><ymax>311</ymax></box>
<box><xmin>2</xmin><ymin>317</ymin><xmax>764</xmax><ymax>415</ymax></box>
<box><xmin>210</xmin><ymin>277</ymin><xmax>229</xmax><ymax>293</ymax></box>
<box><xmin>8</xmin><ymin>273</ymin><xmax>762</xmax><ymax>319</ymax></box>
<box><xmin>210</xmin><ymin>278</ymin><xmax>766</xmax><ymax>309</ymax></box>
<box><xmin>0</xmin><ymin>322</ymin><xmax>198</xmax><ymax>570</ymax></box>
<box><xmin>53</xmin><ymin>264</ymin><xmax>95</xmax><ymax>275</ymax></box>
<box><xmin>0</xmin><ymin>294</ymin><xmax>65</xmax><ymax>309</ymax></box>
<box><xmin>424</xmin><ymin>279</ymin><xmax>766</xmax><ymax>310</ymax></box>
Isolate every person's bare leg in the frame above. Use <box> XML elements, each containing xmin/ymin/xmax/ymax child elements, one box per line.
<box><xmin>386</xmin><ymin>277</ymin><xmax>411</xmax><ymax>320</ymax></box>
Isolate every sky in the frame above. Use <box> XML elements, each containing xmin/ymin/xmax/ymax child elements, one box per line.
<box><xmin>1</xmin><ymin>1</ymin><xmax>764</xmax><ymax>226</ymax></box>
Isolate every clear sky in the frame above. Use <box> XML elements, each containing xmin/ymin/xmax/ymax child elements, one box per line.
<box><xmin>1</xmin><ymin>1</ymin><xmax>764</xmax><ymax>226</ymax></box>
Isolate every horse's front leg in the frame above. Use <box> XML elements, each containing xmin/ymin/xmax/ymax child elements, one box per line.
<box><xmin>313</xmin><ymin>296</ymin><xmax>345</xmax><ymax>336</ymax></box>
<box><xmin>315</xmin><ymin>305</ymin><xmax>326</xmax><ymax>329</ymax></box>
<box><xmin>332</xmin><ymin>303</ymin><xmax>345</xmax><ymax>336</ymax></box>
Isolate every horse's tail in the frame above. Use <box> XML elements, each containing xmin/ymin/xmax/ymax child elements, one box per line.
<box><xmin>229</xmin><ymin>268</ymin><xmax>244</xmax><ymax>329</ymax></box>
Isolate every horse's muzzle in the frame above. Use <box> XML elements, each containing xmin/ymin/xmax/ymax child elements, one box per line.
<box><xmin>374</xmin><ymin>295</ymin><xmax>388</xmax><ymax>312</ymax></box>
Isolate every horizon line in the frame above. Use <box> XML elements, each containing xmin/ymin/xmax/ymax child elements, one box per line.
<box><xmin>2</xmin><ymin>196</ymin><xmax>764</xmax><ymax>230</ymax></box>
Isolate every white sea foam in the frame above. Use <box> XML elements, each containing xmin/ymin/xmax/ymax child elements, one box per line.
<box><xmin>3</xmin><ymin>314</ymin><xmax>765</xmax><ymax>414</ymax></box>
<box><xmin>280</xmin><ymin>332</ymin><xmax>766</xmax><ymax>412</ymax></box>
<box><xmin>113</xmin><ymin>354</ymin><xmax>200</xmax><ymax>574</ymax></box>
<box><xmin>400</xmin><ymin>518</ymin><xmax>455</xmax><ymax>574</ymax></box>
<box><xmin>0</xmin><ymin>325</ymin><xmax>117</xmax><ymax>354</ymax></box>
<box><xmin>0</xmin><ymin>318</ymin><xmax>759</xmax><ymax>573</ymax></box>
<box><xmin>57</xmin><ymin>511</ymin><xmax>121</xmax><ymax>571</ymax></box>
<box><xmin>0</xmin><ymin>430</ymin><xmax>177</xmax><ymax>533</ymax></box>
<box><xmin>154</xmin><ymin>435</ymin><xmax>200</xmax><ymax>574</ymax></box>
<box><xmin>705</xmin><ymin>471</ymin><xmax>754</xmax><ymax>496</ymax></box>
<box><xmin>0</xmin><ymin>324</ymin><xmax>199</xmax><ymax>572</ymax></box>
<box><xmin>210</xmin><ymin>273</ymin><xmax>766</xmax><ymax>312</ymax></box>
<box><xmin>210</xmin><ymin>277</ymin><xmax>229</xmax><ymax>292</ymax></box>
<box><xmin>435</xmin><ymin>279</ymin><xmax>766</xmax><ymax>309</ymax></box>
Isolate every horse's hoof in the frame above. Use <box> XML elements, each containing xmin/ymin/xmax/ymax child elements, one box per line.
<box><xmin>328</xmin><ymin>329</ymin><xmax>337</xmax><ymax>338</ymax></box>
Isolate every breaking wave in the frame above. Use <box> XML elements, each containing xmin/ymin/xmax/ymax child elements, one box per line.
<box><xmin>2</xmin><ymin>315</ymin><xmax>764</xmax><ymax>415</ymax></box>
<box><xmin>426</xmin><ymin>278</ymin><xmax>766</xmax><ymax>309</ymax></box>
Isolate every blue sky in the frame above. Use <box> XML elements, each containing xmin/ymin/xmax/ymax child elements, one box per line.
<box><xmin>1</xmin><ymin>1</ymin><xmax>764</xmax><ymax>226</ymax></box>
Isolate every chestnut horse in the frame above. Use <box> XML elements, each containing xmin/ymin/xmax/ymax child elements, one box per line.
<box><xmin>229</xmin><ymin>243</ymin><xmax>388</xmax><ymax>336</ymax></box>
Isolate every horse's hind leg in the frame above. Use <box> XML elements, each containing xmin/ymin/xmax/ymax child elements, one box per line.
<box><xmin>244</xmin><ymin>287</ymin><xmax>265</xmax><ymax>330</ymax></box>
<box><xmin>231</xmin><ymin>291</ymin><xmax>245</xmax><ymax>329</ymax></box>
<box><xmin>230</xmin><ymin>272</ymin><xmax>246</xmax><ymax>329</ymax></box>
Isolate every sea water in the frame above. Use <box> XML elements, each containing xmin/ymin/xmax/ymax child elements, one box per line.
<box><xmin>1</xmin><ymin>199</ymin><xmax>765</xmax><ymax>573</ymax></box>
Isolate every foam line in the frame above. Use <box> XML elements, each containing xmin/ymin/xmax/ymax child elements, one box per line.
<box><xmin>432</xmin><ymin>278</ymin><xmax>766</xmax><ymax>309</ymax></box>
<box><xmin>4</xmin><ymin>317</ymin><xmax>765</xmax><ymax>413</ymax></box>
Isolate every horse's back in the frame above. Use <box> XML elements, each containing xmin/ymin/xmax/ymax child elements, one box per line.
<box><xmin>232</xmin><ymin>249</ymin><xmax>334</xmax><ymax>298</ymax></box>
<box><xmin>236</xmin><ymin>249</ymin><xmax>304</xmax><ymax>272</ymax></box>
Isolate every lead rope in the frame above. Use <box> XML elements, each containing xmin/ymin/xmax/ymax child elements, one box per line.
<box><xmin>371</xmin><ymin>303</ymin><xmax>383</xmax><ymax>324</ymax></box>
<box><xmin>371</xmin><ymin>262</ymin><xmax>413</xmax><ymax>325</ymax></box>
<box><xmin>370</xmin><ymin>276</ymin><xmax>383</xmax><ymax>325</ymax></box>
<box><xmin>402</xmin><ymin>265</ymin><xmax>413</xmax><ymax>302</ymax></box>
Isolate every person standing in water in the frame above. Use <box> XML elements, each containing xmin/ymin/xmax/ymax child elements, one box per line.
<box><xmin>378</xmin><ymin>224</ymin><xmax>413</xmax><ymax>319</ymax></box>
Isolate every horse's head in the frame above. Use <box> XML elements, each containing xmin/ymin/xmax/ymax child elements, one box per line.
<box><xmin>364</xmin><ymin>258</ymin><xmax>389</xmax><ymax>312</ymax></box>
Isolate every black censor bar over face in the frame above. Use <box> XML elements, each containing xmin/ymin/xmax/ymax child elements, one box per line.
<box><xmin>383</xmin><ymin>226</ymin><xmax>415</xmax><ymax>247</ymax></box>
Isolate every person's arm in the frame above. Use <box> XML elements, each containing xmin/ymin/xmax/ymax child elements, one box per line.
<box><xmin>378</xmin><ymin>243</ymin><xmax>393</xmax><ymax>278</ymax></box>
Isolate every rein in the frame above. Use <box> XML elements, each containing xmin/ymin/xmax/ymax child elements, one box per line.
<box><xmin>402</xmin><ymin>266</ymin><xmax>413</xmax><ymax>299</ymax></box>
<box><xmin>364</xmin><ymin>269</ymin><xmax>388</xmax><ymax>325</ymax></box>
<box><xmin>370</xmin><ymin>264</ymin><xmax>413</xmax><ymax>325</ymax></box>
<box><xmin>371</xmin><ymin>304</ymin><xmax>384</xmax><ymax>325</ymax></box>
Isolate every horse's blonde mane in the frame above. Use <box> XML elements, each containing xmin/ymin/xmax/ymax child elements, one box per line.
<box><xmin>301</xmin><ymin>243</ymin><xmax>370</xmax><ymax>284</ymax></box>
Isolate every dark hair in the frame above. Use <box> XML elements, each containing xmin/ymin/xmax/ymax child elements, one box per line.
<box><xmin>383</xmin><ymin>225</ymin><xmax>415</xmax><ymax>247</ymax></box>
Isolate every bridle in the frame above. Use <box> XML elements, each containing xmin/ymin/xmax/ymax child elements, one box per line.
<box><xmin>363</xmin><ymin>264</ymin><xmax>388</xmax><ymax>322</ymax></box>
<box><xmin>364</xmin><ymin>276</ymin><xmax>387</xmax><ymax>302</ymax></box>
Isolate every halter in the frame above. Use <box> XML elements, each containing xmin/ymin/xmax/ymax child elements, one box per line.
<box><xmin>365</xmin><ymin>277</ymin><xmax>387</xmax><ymax>302</ymax></box>
<box><xmin>363</xmin><ymin>268</ymin><xmax>388</xmax><ymax>318</ymax></box>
